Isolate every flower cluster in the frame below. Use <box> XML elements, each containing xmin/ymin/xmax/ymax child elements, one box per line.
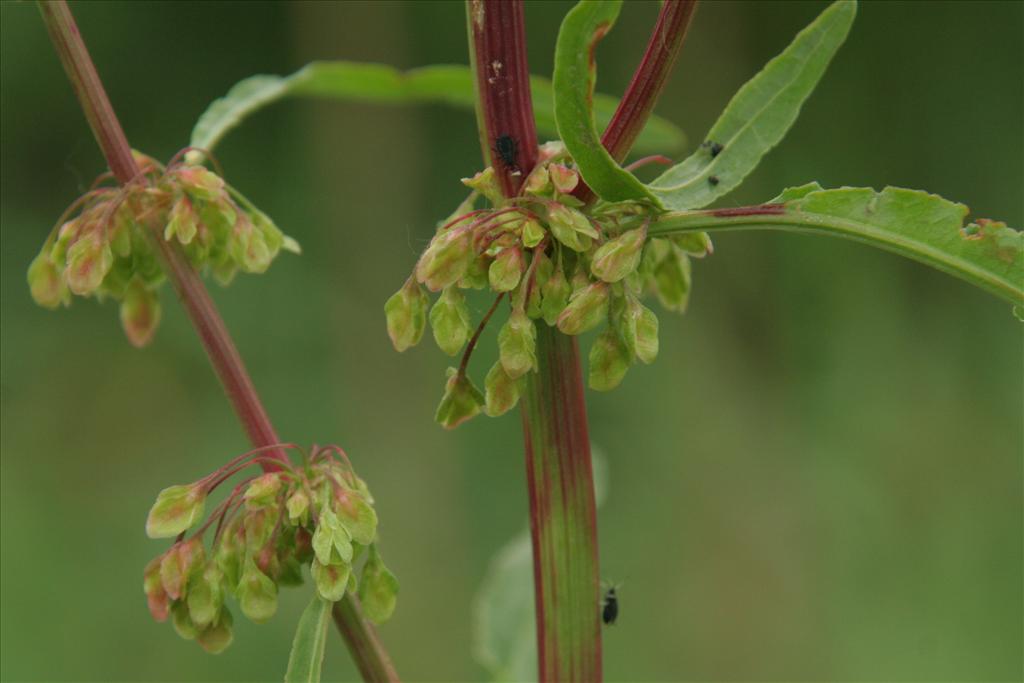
<box><xmin>27</xmin><ymin>150</ymin><xmax>298</xmax><ymax>347</ymax></box>
<box><xmin>143</xmin><ymin>444</ymin><xmax>397</xmax><ymax>654</ymax></box>
<box><xmin>385</xmin><ymin>142</ymin><xmax>711</xmax><ymax>428</ymax></box>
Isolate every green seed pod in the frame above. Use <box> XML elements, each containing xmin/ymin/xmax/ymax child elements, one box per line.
<box><xmin>434</xmin><ymin>368</ymin><xmax>484</xmax><ymax>429</ymax></box>
<box><xmin>243</xmin><ymin>472</ymin><xmax>283</xmax><ymax>505</ymax></box>
<box><xmin>286</xmin><ymin>490</ymin><xmax>310</xmax><ymax>524</ymax></box>
<box><xmin>237</xmin><ymin>558</ymin><xmax>278</xmax><ymax>623</ymax></box>
<box><xmin>459</xmin><ymin>254</ymin><xmax>490</xmax><ymax>289</ymax></box>
<box><xmin>312</xmin><ymin>509</ymin><xmax>353</xmax><ymax>566</ymax></box>
<box><xmin>172</xmin><ymin>601</ymin><xmax>199</xmax><ymax>641</ymax></box>
<box><xmin>196</xmin><ymin>607</ymin><xmax>234</xmax><ymax>654</ymax></box>
<box><xmin>590</xmin><ymin>224</ymin><xmax>647</xmax><ymax>283</ymax></box>
<box><xmin>549</xmin><ymin>163</ymin><xmax>580</xmax><ymax>194</ymax></box>
<box><xmin>231</xmin><ymin>213</ymin><xmax>273</xmax><ymax>274</ymax></box>
<box><xmin>416</xmin><ymin>228</ymin><xmax>474</xmax><ymax>292</ymax></box>
<box><xmin>176</xmin><ymin>166</ymin><xmax>228</xmax><ymax>203</ymax></box>
<box><xmin>27</xmin><ymin>252</ymin><xmax>69</xmax><ymax>309</ymax></box>
<box><xmin>651</xmin><ymin>240</ymin><xmax>691</xmax><ymax>313</ymax></box>
<box><xmin>547</xmin><ymin>204</ymin><xmax>597</xmax><ymax>252</ymax></box>
<box><xmin>333</xmin><ymin>487</ymin><xmax>378</xmax><ymax>547</ymax></box>
<box><xmin>498</xmin><ymin>309</ymin><xmax>537</xmax><ymax>379</ymax></box>
<box><xmin>429</xmin><ymin>287</ymin><xmax>472</xmax><ymax>356</ymax></box>
<box><xmin>120</xmin><ymin>277</ymin><xmax>161</xmax><ymax>348</ymax></box>
<box><xmin>65</xmin><ymin>231</ymin><xmax>113</xmax><ymax>296</ymax></box>
<box><xmin>484</xmin><ymin>361</ymin><xmax>520</xmax><ymax>417</ymax></box>
<box><xmin>160</xmin><ymin>539</ymin><xmax>205</xmax><ymax>601</ymax></box>
<box><xmin>557</xmin><ymin>282</ymin><xmax>609</xmax><ymax>336</ymax></box>
<box><xmin>146</xmin><ymin>483</ymin><xmax>206</xmax><ymax>539</ymax></box>
<box><xmin>634</xmin><ymin>300</ymin><xmax>659</xmax><ymax>364</ymax></box>
<box><xmin>385</xmin><ymin>278</ymin><xmax>429</xmax><ymax>352</ymax></box>
<box><xmin>358</xmin><ymin>546</ymin><xmax>399</xmax><ymax>625</ymax></box>
<box><xmin>523</xmin><ymin>164</ymin><xmax>551</xmax><ymax>196</ymax></box>
<box><xmin>187</xmin><ymin>564</ymin><xmax>225</xmax><ymax>629</ymax></box>
<box><xmin>540</xmin><ymin>261</ymin><xmax>571</xmax><ymax>326</ymax></box>
<box><xmin>461</xmin><ymin>166</ymin><xmax>505</xmax><ymax>207</ymax></box>
<box><xmin>143</xmin><ymin>556</ymin><xmax>170</xmax><ymax>622</ymax></box>
<box><xmin>670</xmin><ymin>231</ymin><xmax>713</xmax><ymax>258</ymax></box>
<box><xmin>526</xmin><ymin>251</ymin><xmax>554</xmax><ymax>319</ymax></box>
<box><xmin>489</xmin><ymin>247</ymin><xmax>525</xmax><ymax>292</ymax></box>
<box><xmin>165</xmin><ymin>195</ymin><xmax>198</xmax><ymax>245</ymax></box>
<box><xmin>312</xmin><ymin>558</ymin><xmax>351</xmax><ymax>602</ymax></box>
<box><xmin>588</xmin><ymin>329</ymin><xmax>632</xmax><ymax>391</ymax></box>
<box><xmin>521</xmin><ymin>219</ymin><xmax>547</xmax><ymax>249</ymax></box>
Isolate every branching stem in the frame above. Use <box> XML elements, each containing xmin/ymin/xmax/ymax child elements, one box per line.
<box><xmin>37</xmin><ymin>3</ymin><xmax>398</xmax><ymax>679</ymax></box>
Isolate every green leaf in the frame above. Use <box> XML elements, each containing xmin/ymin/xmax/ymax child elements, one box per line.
<box><xmin>648</xmin><ymin>1</ymin><xmax>856</xmax><ymax>210</ymax></box>
<box><xmin>648</xmin><ymin>185</ymin><xmax>1024</xmax><ymax>306</ymax></box>
<box><xmin>284</xmin><ymin>593</ymin><xmax>332</xmax><ymax>683</ymax></box>
<box><xmin>190</xmin><ymin>63</ymin><xmax>684</xmax><ymax>155</ymax></box>
<box><xmin>553</xmin><ymin>0</ymin><xmax>653</xmax><ymax>203</ymax></box>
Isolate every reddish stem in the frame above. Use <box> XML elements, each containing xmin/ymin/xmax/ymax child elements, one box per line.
<box><xmin>575</xmin><ymin>0</ymin><xmax>698</xmax><ymax>203</ymax></box>
<box><xmin>468</xmin><ymin>2</ymin><xmax>601</xmax><ymax>681</ymax></box>
<box><xmin>467</xmin><ymin>0</ymin><xmax>539</xmax><ymax>195</ymax></box>
<box><xmin>38</xmin><ymin>3</ymin><xmax>398</xmax><ymax>680</ymax></box>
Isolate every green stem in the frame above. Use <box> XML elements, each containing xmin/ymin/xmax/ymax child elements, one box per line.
<box><xmin>38</xmin><ymin>3</ymin><xmax>399</xmax><ymax>680</ymax></box>
<box><xmin>648</xmin><ymin>205</ymin><xmax>1022</xmax><ymax>306</ymax></box>
<box><xmin>332</xmin><ymin>596</ymin><xmax>400</xmax><ymax>683</ymax></box>
<box><xmin>467</xmin><ymin>2</ymin><xmax>601</xmax><ymax>680</ymax></box>
<box><xmin>520</xmin><ymin>327</ymin><xmax>602</xmax><ymax>682</ymax></box>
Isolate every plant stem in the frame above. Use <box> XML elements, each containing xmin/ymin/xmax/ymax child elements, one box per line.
<box><xmin>466</xmin><ymin>0</ymin><xmax>539</xmax><ymax>197</ymax></box>
<box><xmin>600</xmin><ymin>0</ymin><xmax>697</xmax><ymax>163</ymax></box>
<box><xmin>332</xmin><ymin>593</ymin><xmax>400</xmax><ymax>683</ymax></box>
<box><xmin>520</xmin><ymin>327</ymin><xmax>601</xmax><ymax>682</ymax></box>
<box><xmin>468</xmin><ymin>2</ymin><xmax>602</xmax><ymax>681</ymax></box>
<box><xmin>38</xmin><ymin>3</ymin><xmax>398</xmax><ymax>680</ymax></box>
<box><xmin>575</xmin><ymin>0</ymin><xmax>698</xmax><ymax>204</ymax></box>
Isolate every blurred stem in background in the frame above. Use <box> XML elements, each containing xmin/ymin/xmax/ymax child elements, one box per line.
<box><xmin>36</xmin><ymin>2</ymin><xmax>399</xmax><ymax>680</ymax></box>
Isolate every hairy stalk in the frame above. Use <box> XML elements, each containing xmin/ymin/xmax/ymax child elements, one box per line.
<box><xmin>575</xmin><ymin>0</ymin><xmax>698</xmax><ymax>204</ymax></box>
<box><xmin>38</xmin><ymin>3</ymin><xmax>398</xmax><ymax>680</ymax></box>
<box><xmin>468</xmin><ymin>2</ymin><xmax>601</xmax><ymax>680</ymax></box>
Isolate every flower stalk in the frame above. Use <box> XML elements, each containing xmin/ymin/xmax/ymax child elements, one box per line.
<box><xmin>37</xmin><ymin>2</ymin><xmax>397</xmax><ymax>679</ymax></box>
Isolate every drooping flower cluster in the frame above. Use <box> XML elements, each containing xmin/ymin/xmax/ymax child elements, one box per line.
<box><xmin>27</xmin><ymin>150</ymin><xmax>298</xmax><ymax>347</ymax></box>
<box><xmin>385</xmin><ymin>142</ymin><xmax>711</xmax><ymax>428</ymax></box>
<box><xmin>144</xmin><ymin>444</ymin><xmax>397</xmax><ymax>654</ymax></box>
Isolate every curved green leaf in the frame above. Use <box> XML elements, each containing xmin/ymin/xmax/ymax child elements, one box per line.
<box><xmin>649</xmin><ymin>1</ymin><xmax>856</xmax><ymax>210</ymax></box>
<box><xmin>553</xmin><ymin>0</ymin><xmax>653</xmax><ymax>203</ymax></box>
<box><xmin>190</xmin><ymin>62</ymin><xmax>684</xmax><ymax>155</ymax></box>
<box><xmin>284</xmin><ymin>593</ymin><xmax>332</xmax><ymax>683</ymax></box>
<box><xmin>649</xmin><ymin>185</ymin><xmax>1023</xmax><ymax>306</ymax></box>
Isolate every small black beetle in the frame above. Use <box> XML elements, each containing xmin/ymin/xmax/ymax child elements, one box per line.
<box><xmin>492</xmin><ymin>133</ymin><xmax>520</xmax><ymax>173</ymax></box>
<box><xmin>601</xmin><ymin>586</ymin><xmax>619</xmax><ymax>625</ymax></box>
<box><xmin>708</xmin><ymin>175</ymin><xmax>720</xmax><ymax>186</ymax></box>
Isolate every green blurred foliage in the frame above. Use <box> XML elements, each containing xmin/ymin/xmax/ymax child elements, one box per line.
<box><xmin>1</xmin><ymin>1</ymin><xmax>1020</xmax><ymax>681</ymax></box>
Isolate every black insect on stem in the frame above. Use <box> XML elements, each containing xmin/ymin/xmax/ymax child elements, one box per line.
<box><xmin>492</xmin><ymin>133</ymin><xmax>520</xmax><ymax>174</ymax></box>
<box><xmin>708</xmin><ymin>175</ymin><xmax>720</xmax><ymax>186</ymax></box>
<box><xmin>601</xmin><ymin>586</ymin><xmax>618</xmax><ymax>626</ymax></box>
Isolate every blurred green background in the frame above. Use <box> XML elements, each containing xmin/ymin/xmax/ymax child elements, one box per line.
<box><xmin>1</xmin><ymin>1</ymin><xmax>1021</xmax><ymax>681</ymax></box>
